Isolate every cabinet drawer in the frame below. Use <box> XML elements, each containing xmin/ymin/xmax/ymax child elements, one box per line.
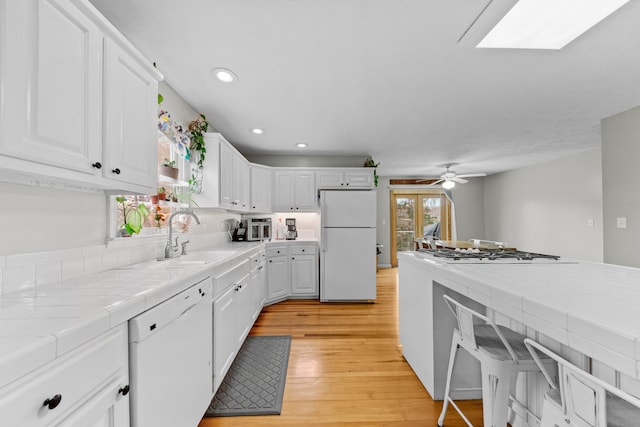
<box><xmin>0</xmin><ymin>324</ymin><xmax>127</xmax><ymax>427</ymax></box>
<box><xmin>291</xmin><ymin>245</ymin><xmax>318</xmax><ymax>255</ymax></box>
<box><xmin>213</xmin><ymin>258</ymin><xmax>251</xmax><ymax>296</ymax></box>
<box><xmin>267</xmin><ymin>246</ymin><xmax>288</xmax><ymax>257</ymax></box>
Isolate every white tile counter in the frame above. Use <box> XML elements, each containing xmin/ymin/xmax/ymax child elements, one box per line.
<box><xmin>398</xmin><ymin>251</ymin><xmax>640</xmax><ymax>400</ymax></box>
<box><xmin>0</xmin><ymin>241</ymin><xmax>263</xmax><ymax>388</ymax></box>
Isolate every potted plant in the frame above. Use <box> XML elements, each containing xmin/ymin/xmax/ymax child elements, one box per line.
<box><xmin>157</xmin><ymin>186</ymin><xmax>167</xmax><ymax>201</ymax></box>
<box><xmin>159</xmin><ymin>159</ymin><xmax>179</xmax><ymax>180</ymax></box>
<box><xmin>364</xmin><ymin>157</ymin><xmax>380</xmax><ymax>187</ymax></box>
<box><xmin>115</xmin><ymin>196</ymin><xmax>150</xmax><ymax>236</ymax></box>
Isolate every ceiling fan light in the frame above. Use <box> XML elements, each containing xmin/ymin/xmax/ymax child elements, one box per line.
<box><xmin>442</xmin><ymin>180</ymin><xmax>455</xmax><ymax>190</ymax></box>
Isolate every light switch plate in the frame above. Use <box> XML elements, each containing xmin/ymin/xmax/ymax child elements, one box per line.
<box><xmin>617</xmin><ymin>217</ymin><xmax>627</xmax><ymax>229</ymax></box>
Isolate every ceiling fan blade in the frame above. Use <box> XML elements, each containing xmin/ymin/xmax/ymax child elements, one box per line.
<box><xmin>427</xmin><ymin>178</ymin><xmax>444</xmax><ymax>186</ymax></box>
<box><xmin>452</xmin><ymin>177</ymin><xmax>468</xmax><ymax>184</ymax></box>
<box><xmin>457</xmin><ymin>173</ymin><xmax>486</xmax><ymax>178</ymax></box>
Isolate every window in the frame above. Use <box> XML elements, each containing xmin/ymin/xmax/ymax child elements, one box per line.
<box><xmin>390</xmin><ymin>190</ymin><xmax>452</xmax><ymax>266</ymax></box>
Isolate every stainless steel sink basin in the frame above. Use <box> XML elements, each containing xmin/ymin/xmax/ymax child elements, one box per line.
<box><xmin>175</xmin><ymin>251</ymin><xmax>237</xmax><ymax>265</ymax></box>
<box><xmin>119</xmin><ymin>251</ymin><xmax>238</xmax><ymax>269</ymax></box>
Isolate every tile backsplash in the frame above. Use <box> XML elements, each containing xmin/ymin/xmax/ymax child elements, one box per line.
<box><xmin>0</xmin><ymin>231</ymin><xmax>230</xmax><ymax>296</ymax></box>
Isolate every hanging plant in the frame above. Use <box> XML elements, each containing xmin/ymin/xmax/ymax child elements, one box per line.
<box><xmin>188</xmin><ymin>114</ymin><xmax>208</xmax><ymax>169</ymax></box>
<box><xmin>364</xmin><ymin>157</ymin><xmax>380</xmax><ymax>187</ymax></box>
<box><xmin>188</xmin><ymin>114</ymin><xmax>209</xmax><ymax>193</ymax></box>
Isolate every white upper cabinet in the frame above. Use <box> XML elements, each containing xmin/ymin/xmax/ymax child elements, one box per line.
<box><xmin>0</xmin><ymin>0</ymin><xmax>103</xmax><ymax>176</ymax></box>
<box><xmin>316</xmin><ymin>169</ymin><xmax>373</xmax><ymax>189</ymax></box>
<box><xmin>0</xmin><ymin>0</ymin><xmax>162</xmax><ymax>193</ymax></box>
<box><xmin>250</xmin><ymin>164</ymin><xmax>271</xmax><ymax>213</ymax></box>
<box><xmin>102</xmin><ymin>37</ymin><xmax>159</xmax><ymax>190</ymax></box>
<box><xmin>194</xmin><ymin>133</ymin><xmax>250</xmax><ymax>212</ymax></box>
<box><xmin>273</xmin><ymin>170</ymin><xmax>316</xmax><ymax>212</ymax></box>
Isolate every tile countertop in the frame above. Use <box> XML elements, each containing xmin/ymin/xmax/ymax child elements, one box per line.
<box><xmin>398</xmin><ymin>252</ymin><xmax>640</xmax><ymax>380</ymax></box>
<box><xmin>0</xmin><ymin>241</ymin><xmax>264</xmax><ymax>387</ymax></box>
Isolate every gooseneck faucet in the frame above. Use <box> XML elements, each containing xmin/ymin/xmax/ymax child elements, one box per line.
<box><xmin>165</xmin><ymin>210</ymin><xmax>201</xmax><ymax>259</ymax></box>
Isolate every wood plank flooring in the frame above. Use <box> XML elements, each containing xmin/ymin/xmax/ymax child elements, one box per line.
<box><xmin>198</xmin><ymin>268</ymin><xmax>482</xmax><ymax>426</ymax></box>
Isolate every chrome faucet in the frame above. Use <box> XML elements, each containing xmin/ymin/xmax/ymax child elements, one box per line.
<box><xmin>165</xmin><ymin>210</ymin><xmax>201</xmax><ymax>259</ymax></box>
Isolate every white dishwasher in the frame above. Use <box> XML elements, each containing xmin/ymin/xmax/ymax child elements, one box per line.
<box><xmin>129</xmin><ymin>277</ymin><xmax>213</xmax><ymax>427</ymax></box>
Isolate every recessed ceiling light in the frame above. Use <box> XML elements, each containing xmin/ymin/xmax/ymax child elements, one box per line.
<box><xmin>460</xmin><ymin>0</ymin><xmax>630</xmax><ymax>50</ymax></box>
<box><xmin>296</xmin><ymin>143</ymin><xmax>308</xmax><ymax>148</ymax></box>
<box><xmin>212</xmin><ymin>68</ymin><xmax>237</xmax><ymax>83</ymax></box>
<box><xmin>251</xmin><ymin>128</ymin><xmax>264</xmax><ymax>135</ymax></box>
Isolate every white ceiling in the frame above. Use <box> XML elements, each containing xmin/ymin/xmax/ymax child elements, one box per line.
<box><xmin>89</xmin><ymin>0</ymin><xmax>640</xmax><ymax>178</ymax></box>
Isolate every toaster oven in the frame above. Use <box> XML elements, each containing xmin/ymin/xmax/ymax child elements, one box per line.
<box><xmin>247</xmin><ymin>218</ymin><xmax>272</xmax><ymax>241</ymax></box>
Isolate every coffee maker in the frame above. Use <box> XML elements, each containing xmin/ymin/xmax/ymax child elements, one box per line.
<box><xmin>285</xmin><ymin>218</ymin><xmax>297</xmax><ymax>240</ymax></box>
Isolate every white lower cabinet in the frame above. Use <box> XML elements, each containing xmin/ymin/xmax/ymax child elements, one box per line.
<box><xmin>0</xmin><ymin>324</ymin><xmax>129</xmax><ymax>427</ymax></box>
<box><xmin>291</xmin><ymin>245</ymin><xmax>319</xmax><ymax>296</ymax></box>
<box><xmin>266</xmin><ymin>246</ymin><xmax>290</xmax><ymax>302</ymax></box>
<box><xmin>212</xmin><ymin>249</ymin><xmax>266</xmax><ymax>393</ymax></box>
<box><xmin>267</xmin><ymin>243</ymin><xmax>318</xmax><ymax>303</ymax></box>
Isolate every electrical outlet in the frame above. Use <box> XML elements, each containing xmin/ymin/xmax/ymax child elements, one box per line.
<box><xmin>617</xmin><ymin>217</ymin><xmax>627</xmax><ymax>229</ymax></box>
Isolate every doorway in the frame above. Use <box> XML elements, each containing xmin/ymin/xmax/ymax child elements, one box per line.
<box><xmin>390</xmin><ymin>190</ymin><xmax>452</xmax><ymax>267</ymax></box>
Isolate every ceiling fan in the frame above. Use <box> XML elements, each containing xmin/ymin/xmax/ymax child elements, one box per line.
<box><xmin>422</xmin><ymin>164</ymin><xmax>486</xmax><ymax>189</ymax></box>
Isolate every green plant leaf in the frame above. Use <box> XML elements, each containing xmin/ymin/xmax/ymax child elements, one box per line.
<box><xmin>158</xmin><ymin>93</ymin><xmax>164</xmax><ymax>104</ymax></box>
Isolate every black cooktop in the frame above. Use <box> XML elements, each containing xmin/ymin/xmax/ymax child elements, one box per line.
<box><xmin>417</xmin><ymin>248</ymin><xmax>560</xmax><ymax>261</ymax></box>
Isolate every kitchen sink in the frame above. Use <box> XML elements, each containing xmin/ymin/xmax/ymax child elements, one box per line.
<box><xmin>174</xmin><ymin>251</ymin><xmax>237</xmax><ymax>265</ymax></box>
<box><xmin>120</xmin><ymin>251</ymin><xmax>237</xmax><ymax>270</ymax></box>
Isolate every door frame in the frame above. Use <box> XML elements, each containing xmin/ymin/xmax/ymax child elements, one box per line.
<box><xmin>389</xmin><ymin>189</ymin><xmax>452</xmax><ymax>267</ymax></box>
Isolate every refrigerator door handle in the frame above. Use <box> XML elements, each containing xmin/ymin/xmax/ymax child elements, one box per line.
<box><xmin>321</xmin><ymin>228</ymin><xmax>326</xmax><ymax>252</ymax></box>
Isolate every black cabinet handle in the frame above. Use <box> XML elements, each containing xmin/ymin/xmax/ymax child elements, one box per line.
<box><xmin>292</xmin><ymin>257</ymin><xmax>295</xmax><ymax>260</ymax></box>
<box><xmin>92</xmin><ymin>162</ymin><xmax>102</xmax><ymax>169</ymax></box>
<box><xmin>269</xmin><ymin>260</ymin><xmax>272</xmax><ymax>263</ymax></box>
<box><xmin>302</xmin><ymin>249</ymin><xmax>305</xmax><ymax>252</ymax></box>
<box><xmin>118</xmin><ymin>385</ymin><xmax>130</xmax><ymax>396</ymax></box>
<box><xmin>112</xmin><ymin>168</ymin><xmax>121</xmax><ymax>175</ymax></box>
<box><xmin>43</xmin><ymin>394</ymin><xmax>62</xmax><ymax>410</ymax></box>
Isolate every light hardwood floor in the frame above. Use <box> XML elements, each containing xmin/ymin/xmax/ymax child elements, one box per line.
<box><xmin>199</xmin><ymin>268</ymin><xmax>482</xmax><ymax>426</ymax></box>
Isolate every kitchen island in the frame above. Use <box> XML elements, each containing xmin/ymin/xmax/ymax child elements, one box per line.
<box><xmin>398</xmin><ymin>251</ymin><xmax>640</xmax><ymax>408</ymax></box>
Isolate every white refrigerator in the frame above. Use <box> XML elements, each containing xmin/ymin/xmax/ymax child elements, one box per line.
<box><xmin>320</xmin><ymin>190</ymin><xmax>377</xmax><ymax>302</ymax></box>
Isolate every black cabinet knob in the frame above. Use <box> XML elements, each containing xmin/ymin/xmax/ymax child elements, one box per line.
<box><xmin>112</xmin><ymin>168</ymin><xmax>121</xmax><ymax>175</ymax></box>
<box><xmin>292</xmin><ymin>257</ymin><xmax>295</xmax><ymax>260</ymax></box>
<box><xmin>92</xmin><ymin>162</ymin><xmax>102</xmax><ymax>169</ymax></box>
<box><xmin>43</xmin><ymin>394</ymin><xmax>62</xmax><ymax>410</ymax></box>
<box><xmin>269</xmin><ymin>260</ymin><xmax>272</xmax><ymax>263</ymax></box>
<box><xmin>118</xmin><ymin>385</ymin><xmax>130</xmax><ymax>396</ymax></box>
<box><xmin>302</xmin><ymin>249</ymin><xmax>305</xmax><ymax>252</ymax></box>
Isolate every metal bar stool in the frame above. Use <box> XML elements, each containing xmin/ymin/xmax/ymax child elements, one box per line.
<box><xmin>524</xmin><ymin>338</ymin><xmax>640</xmax><ymax>427</ymax></box>
<box><xmin>437</xmin><ymin>295</ymin><xmax>548</xmax><ymax>427</ymax></box>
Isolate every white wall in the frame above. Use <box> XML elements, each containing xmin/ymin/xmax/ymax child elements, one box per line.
<box><xmin>601</xmin><ymin>105</ymin><xmax>640</xmax><ymax>267</ymax></box>
<box><xmin>450</xmin><ymin>177</ymin><xmax>485</xmax><ymax>241</ymax></box>
<box><xmin>484</xmin><ymin>148</ymin><xmax>603</xmax><ymax>262</ymax></box>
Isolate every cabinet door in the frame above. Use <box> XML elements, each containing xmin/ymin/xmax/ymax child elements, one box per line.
<box><xmin>345</xmin><ymin>170</ymin><xmax>374</xmax><ymax>188</ymax></box>
<box><xmin>219</xmin><ymin>142</ymin><xmax>234</xmax><ymax>209</ymax></box>
<box><xmin>0</xmin><ymin>0</ymin><xmax>102</xmax><ymax>176</ymax></box>
<box><xmin>294</xmin><ymin>171</ymin><xmax>316</xmax><ymax>210</ymax></box>
<box><xmin>250</xmin><ymin>165</ymin><xmax>271</xmax><ymax>212</ymax></box>
<box><xmin>316</xmin><ymin>171</ymin><xmax>343</xmax><ymax>188</ymax></box>
<box><xmin>56</xmin><ymin>376</ymin><xmax>129</xmax><ymax>427</ymax></box>
<box><xmin>291</xmin><ymin>254</ymin><xmax>318</xmax><ymax>295</ymax></box>
<box><xmin>235</xmin><ymin>274</ymin><xmax>252</xmax><ymax>345</ymax></box>
<box><xmin>232</xmin><ymin>155</ymin><xmax>249</xmax><ymax>211</ymax></box>
<box><xmin>273</xmin><ymin>171</ymin><xmax>294</xmax><ymax>211</ymax></box>
<box><xmin>267</xmin><ymin>255</ymin><xmax>290</xmax><ymax>301</ymax></box>
<box><xmin>213</xmin><ymin>286</ymin><xmax>237</xmax><ymax>392</ymax></box>
<box><xmin>103</xmin><ymin>38</ymin><xmax>158</xmax><ymax>191</ymax></box>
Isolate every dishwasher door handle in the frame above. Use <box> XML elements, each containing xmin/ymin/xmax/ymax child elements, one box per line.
<box><xmin>180</xmin><ymin>302</ymin><xmax>199</xmax><ymax>317</ymax></box>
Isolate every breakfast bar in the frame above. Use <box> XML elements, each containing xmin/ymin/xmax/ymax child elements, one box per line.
<box><xmin>398</xmin><ymin>250</ymin><xmax>640</xmax><ymax>407</ymax></box>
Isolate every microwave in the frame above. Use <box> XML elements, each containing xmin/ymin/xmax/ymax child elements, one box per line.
<box><xmin>247</xmin><ymin>218</ymin><xmax>272</xmax><ymax>241</ymax></box>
